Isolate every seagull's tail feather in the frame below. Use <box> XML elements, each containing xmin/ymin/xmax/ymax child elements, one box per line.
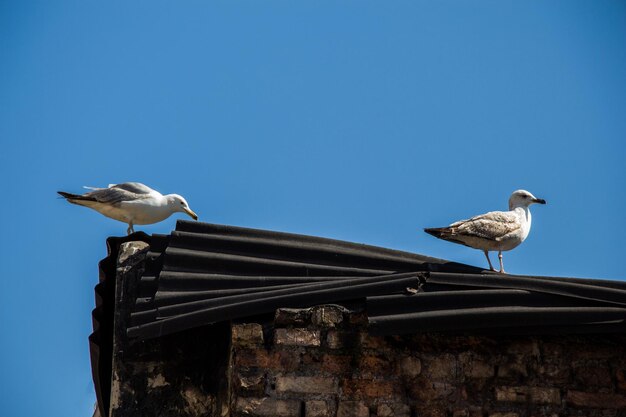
<box><xmin>57</xmin><ymin>191</ymin><xmax>97</xmax><ymax>204</ymax></box>
<box><xmin>424</xmin><ymin>226</ymin><xmax>466</xmax><ymax>246</ymax></box>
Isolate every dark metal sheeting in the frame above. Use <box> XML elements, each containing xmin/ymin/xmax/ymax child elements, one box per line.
<box><xmin>367</xmin><ymin>272</ymin><xmax>626</xmax><ymax>336</ymax></box>
<box><xmin>369</xmin><ymin>307</ymin><xmax>626</xmax><ymax>335</ymax></box>
<box><xmin>126</xmin><ymin>220</ymin><xmax>479</xmax><ymax>338</ymax></box>
<box><xmin>128</xmin><ymin>272</ymin><xmax>423</xmax><ymax>339</ymax></box>
<box><xmin>121</xmin><ymin>220</ymin><xmax>626</xmax><ymax>340</ymax></box>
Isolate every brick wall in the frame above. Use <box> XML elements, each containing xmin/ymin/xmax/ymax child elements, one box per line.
<box><xmin>104</xmin><ymin>243</ymin><xmax>626</xmax><ymax>417</ymax></box>
<box><xmin>230</xmin><ymin>305</ymin><xmax>626</xmax><ymax>417</ymax></box>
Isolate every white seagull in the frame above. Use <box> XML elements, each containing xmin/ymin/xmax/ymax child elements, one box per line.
<box><xmin>58</xmin><ymin>182</ymin><xmax>198</xmax><ymax>235</ymax></box>
<box><xmin>424</xmin><ymin>190</ymin><xmax>546</xmax><ymax>274</ymax></box>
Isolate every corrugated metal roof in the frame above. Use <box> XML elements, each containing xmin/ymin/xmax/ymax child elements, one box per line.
<box><xmin>116</xmin><ymin>220</ymin><xmax>626</xmax><ymax>339</ymax></box>
<box><xmin>125</xmin><ymin>221</ymin><xmax>488</xmax><ymax>338</ymax></box>
<box><xmin>90</xmin><ymin>220</ymin><xmax>626</xmax><ymax>415</ymax></box>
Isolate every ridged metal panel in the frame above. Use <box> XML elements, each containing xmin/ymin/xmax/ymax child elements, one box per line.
<box><xmin>123</xmin><ymin>220</ymin><xmax>626</xmax><ymax>340</ymax></box>
<box><xmin>126</xmin><ymin>221</ymin><xmax>479</xmax><ymax>337</ymax></box>
<box><xmin>368</xmin><ymin>272</ymin><xmax>626</xmax><ymax>335</ymax></box>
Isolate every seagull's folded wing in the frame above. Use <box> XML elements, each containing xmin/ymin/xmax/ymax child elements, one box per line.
<box><xmin>110</xmin><ymin>182</ymin><xmax>155</xmax><ymax>195</ymax></box>
<box><xmin>451</xmin><ymin>210</ymin><xmax>521</xmax><ymax>241</ymax></box>
<box><xmin>85</xmin><ymin>187</ymin><xmax>148</xmax><ymax>205</ymax></box>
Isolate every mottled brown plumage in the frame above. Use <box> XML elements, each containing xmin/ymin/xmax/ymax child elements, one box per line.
<box><xmin>425</xmin><ymin>190</ymin><xmax>546</xmax><ymax>273</ymax></box>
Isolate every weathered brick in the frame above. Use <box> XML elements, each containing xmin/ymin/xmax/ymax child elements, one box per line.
<box><xmin>536</xmin><ymin>355</ymin><xmax>571</xmax><ymax>383</ymax></box>
<box><xmin>459</xmin><ymin>352</ymin><xmax>494</xmax><ymax>378</ymax></box>
<box><xmin>305</xmin><ymin>400</ymin><xmax>334</xmax><ymax>417</ymax></box>
<box><xmin>359</xmin><ymin>332</ymin><xmax>388</xmax><ymax>350</ymax></box>
<box><xmin>573</xmin><ymin>361</ymin><xmax>612</xmax><ymax>387</ymax></box>
<box><xmin>425</xmin><ymin>354</ymin><xmax>458</xmax><ymax>380</ymax></box>
<box><xmin>118</xmin><ymin>241</ymin><xmax>149</xmax><ymax>265</ymax></box>
<box><xmin>409</xmin><ymin>378</ymin><xmax>456</xmax><ymax>401</ymax></box>
<box><xmin>495</xmin><ymin>386</ymin><xmax>561</xmax><ymax>405</ymax></box>
<box><xmin>311</xmin><ymin>305</ymin><xmax>345</xmax><ymax>327</ymax></box>
<box><xmin>275</xmin><ymin>308</ymin><xmax>312</xmax><ymax>326</ymax></box>
<box><xmin>232</xmin><ymin>324</ymin><xmax>264</xmax><ymax>347</ymax></box>
<box><xmin>358</xmin><ymin>355</ymin><xmax>392</xmax><ymax>376</ymax></box>
<box><xmin>342</xmin><ymin>378</ymin><xmax>399</xmax><ymax>399</ymax></box>
<box><xmin>348</xmin><ymin>310</ymin><xmax>369</xmax><ymax>326</ymax></box>
<box><xmin>417</xmin><ymin>409</ymin><xmax>447</xmax><ymax>417</ymax></box>
<box><xmin>467</xmin><ymin>406</ymin><xmax>483</xmax><ymax>417</ymax></box>
<box><xmin>327</xmin><ymin>330</ymin><xmax>359</xmax><ymax>349</ymax></box>
<box><xmin>235</xmin><ymin>397</ymin><xmax>300</xmax><ymax>417</ymax></box>
<box><xmin>271</xmin><ymin>350</ymin><xmax>302</xmax><ymax>371</ymax></box>
<box><xmin>235</xmin><ymin>349</ymin><xmax>271</xmax><ymax>368</ymax></box>
<box><xmin>275</xmin><ymin>376</ymin><xmax>337</xmax><ymax>395</ymax></box>
<box><xmin>180</xmin><ymin>385</ymin><xmax>212</xmax><ymax>416</ymax></box>
<box><xmin>228</xmin><ymin>319</ymin><xmax>626</xmax><ymax>417</ymax></box>
<box><xmin>507</xmin><ymin>340</ymin><xmax>540</xmax><ymax>357</ymax></box>
<box><xmin>327</xmin><ymin>330</ymin><xmax>342</xmax><ymax>349</ymax></box>
<box><xmin>571</xmin><ymin>345</ymin><xmax>616</xmax><ymax>361</ymax></box>
<box><xmin>146</xmin><ymin>373</ymin><xmax>169</xmax><ymax>389</ymax></box>
<box><xmin>322</xmin><ymin>354</ymin><xmax>352</xmax><ymax>374</ymax></box>
<box><xmin>235</xmin><ymin>349</ymin><xmax>299</xmax><ymax>371</ymax></box>
<box><xmin>497</xmin><ymin>361</ymin><xmax>528</xmax><ymax>379</ymax></box>
<box><xmin>235</xmin><ymin>373</ymin><xmax>265</xmax><ymax>395</ymax></box>
<box><xmin>396</xmin><ymin>355</ymin><xmax>421</xmax><ymax>378</ymax></box>
<box><xmin>617</xmin><ymin>369</ymin><xmax>626</xmax><ymax>392</ymax></box>
<box><xmin>301</xmin><ymin>352</ymin><xmax>323</xmax><ymax>370</ymax></box>
<box><xmin>336</xmin><ymin>401</ymin><xmax>369</xmax><ymax>417</ymax></box>
<box><xmin>377</xmin><ymin>402</ymin><xmax>410</xmax><ymax>417</ymax></box>
<box><xmin>566</xmin><ymin>391</ymin><xmax>626</xmax><ymax>409</ymax></box>
<box><xmin>275</xmin><ymin>328</ymin><xmax>321</xmax><ymax>347</ymax></box>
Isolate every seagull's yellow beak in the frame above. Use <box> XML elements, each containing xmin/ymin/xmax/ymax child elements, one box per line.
<box><xmin>183</xmin><ymin>207</ymin><xmax>198</xmax><ymax>220</ymax></box>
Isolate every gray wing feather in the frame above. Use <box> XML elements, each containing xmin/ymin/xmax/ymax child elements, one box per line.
<box><xmin>109</xmin><ymin>182</ymin><xmax>155</xmax><ymax>195</ymax></box>
<box><xmin>84</xmin><ymin>183</ymin><xmax>152</xmax><ymax>205</ymax></box>
<box><xmin>451</xmin><ymin>210</ymin><xmax>521</xmax><ymax>241</ymax></box>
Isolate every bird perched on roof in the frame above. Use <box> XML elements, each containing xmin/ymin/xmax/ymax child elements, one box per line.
<box><xmin>58</xmin><ymin>182</ymin><xmax>198</xmax><ymax>235</ymax></box>
<box><xmin>424</xmin><ymin>190</ymin><xmax>546</xmax><ymax>274</ymax></box>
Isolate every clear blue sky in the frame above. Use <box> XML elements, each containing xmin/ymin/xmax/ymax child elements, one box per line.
<box><xmin>1</xmin><ymin>1</ymin><xmax>624</xmax><ymax>416</ymax></box>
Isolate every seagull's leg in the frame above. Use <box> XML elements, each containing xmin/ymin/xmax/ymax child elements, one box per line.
<box><xmin>127</xmin><ymin>222</ymin><xmax>134</xmax><ymax>235</ymax></box>
<box><xmin>498</xmin><ymin>251</ymin><xmax>506</xmax><ymax>274</ymax></box>
<box><xmin>484</xmin><ymin>251</ymin><xmax>496</xmax><ymax>271</ymax></box>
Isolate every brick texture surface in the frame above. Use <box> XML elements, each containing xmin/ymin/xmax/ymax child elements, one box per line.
<box><xmin>495</xmin><ymin>386</ymin><xmax>561</xmax><ymax>405</ymax></box>
<box><xmin>231</xmin><ymin>324</ymin><xmax>264</xmax><ymax>347</ymax></box>
<box><xmin>228</xmin><ymin>305</ymin><xmax>626</xmax><ymax>417</ymax></box>
<box><xmin>336</xmin><ymin>401</ymin><xmax>369</xmax><ymax>417</ymax></box>
<box><xmin>234</xmin><ymin>397</ymin><xmax>300</xmax><ymax>417</ymax></box>
<box><xmin>566</xmin><ymin>391</ymin><xmax>626</xmax><ymax>409</ymax></box>
<box><xmin>275</xmin><ymin>376</ymin><xmax>337</xmax><ymax>395</ymax></box>
<box><xmin>305</xmin><ymin>400</ymin><xmax>334</xmax><ymax>417</ymax></box>
<box><xmin>275</xmin><ymin>328</ymin><xmax>321</xmax><ymax>347</ymax></box>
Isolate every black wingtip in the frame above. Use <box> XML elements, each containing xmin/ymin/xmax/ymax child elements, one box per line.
<box><xmin>57</xmin><ymin>191</ymin><xmax>94</xmax><ymax>201</ymax></box>
<box><xmin>424</xmin><ymin>227</ymin><xmax>443</xmax><ymax>238</ymax></box>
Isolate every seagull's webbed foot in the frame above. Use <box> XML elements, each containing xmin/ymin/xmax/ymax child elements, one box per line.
<box><xmin>127</xmin><ymin>223</ymin><xmax>135</xmax><ymax>235</ymax></box>
<box><xmin>484</xmin><ymin>251</ymin><xmax>496</xmax><ymax>272</ymax></box>
<box><xmin>498</xmin><ymin>251</ymin><xmax>506</xmax><ymax>274</ymax></box>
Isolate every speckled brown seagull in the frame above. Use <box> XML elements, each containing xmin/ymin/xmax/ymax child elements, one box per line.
<box><xmin>424</xmin><ymin>190</ymin><xmax>546</xmax><ymax>273</ymax></box>
<box><xmin>58</xmin><ymin>182</ymin><xmax>198</xmax><ymax>235</ymax></box>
